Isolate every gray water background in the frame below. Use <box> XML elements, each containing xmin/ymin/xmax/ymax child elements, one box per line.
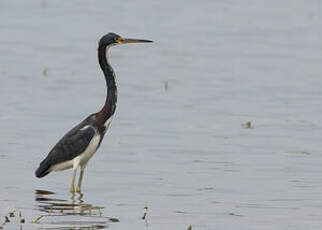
<box><xmin>1</xmin><ymin>0</ymin><xmax>322</xmax><ymax>229</ymax></box>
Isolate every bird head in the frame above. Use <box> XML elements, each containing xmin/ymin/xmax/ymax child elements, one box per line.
<box><xmin>99</xmin><ymin>32</ymin><xmax>153</xmax><ymax>47</ymax></box>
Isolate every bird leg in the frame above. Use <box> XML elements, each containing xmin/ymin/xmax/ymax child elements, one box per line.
<box><xmin>76</xmin><ymin>166</ymin><xmax>85</xmax><ymax>193</ymax></box>
<box><xmin>70</xmin><ymin>165</ymin><xmax>78</xmax><ymax>193</ymax></box>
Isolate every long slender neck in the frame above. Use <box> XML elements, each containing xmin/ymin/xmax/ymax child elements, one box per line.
<box><xmin>96</xmin><ymin>44</ymin><xmax>118</xmax><ymax>127</ymax></box>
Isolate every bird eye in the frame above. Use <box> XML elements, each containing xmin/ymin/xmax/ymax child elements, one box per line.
<box><xmin>115</xmin><ymin>37</ymin><xmax>121</xmax><ymax>42</ymax></box>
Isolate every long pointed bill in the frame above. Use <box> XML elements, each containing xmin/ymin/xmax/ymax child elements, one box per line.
<box><xmin>120</xmin><ymin>38</ymin><xmax>153</xmax><ymax>44</ymax></box>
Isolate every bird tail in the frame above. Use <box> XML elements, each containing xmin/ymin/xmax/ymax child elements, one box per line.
<box><xmin>35</xmin><ymin>158</ymin><xmax>51</xmax><ymax>178</ymax></box>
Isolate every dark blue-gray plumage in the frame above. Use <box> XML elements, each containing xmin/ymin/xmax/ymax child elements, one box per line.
<box><xmin>35</xmin><ymin>116</ymin><xmax>96</xmax><ymax>178</ymax></box>
<box><xmin>35</xmin><ymin>33</ymin><xmax>152</xmax><ymax>193</ymax></box>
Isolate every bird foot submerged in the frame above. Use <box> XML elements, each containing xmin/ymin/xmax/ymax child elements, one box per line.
<box><xmin>70</xmin><ymin>185</ymin><xmax>75</xmax><ymax>193</ymax></box>
<box><xmin>76</xmin><ymin>185</ymin><xmax>81</xmax><ymax>193</ymax></box>
<box><xmin>70</xmin><ymin>183</ymin><xmax>82</xmax><ymax>193</ymax></box>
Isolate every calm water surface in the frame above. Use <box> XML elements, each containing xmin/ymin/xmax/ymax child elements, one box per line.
<box><xmin>1</xmin><ymin>0</ymin><xmax>322</xmax><ymax>229</ymax></box>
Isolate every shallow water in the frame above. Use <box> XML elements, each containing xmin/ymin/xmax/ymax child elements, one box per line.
<box><xmin>1</xmin><ymin>0</ymin><xmax>322</xmax><ymax>229</ymax></box>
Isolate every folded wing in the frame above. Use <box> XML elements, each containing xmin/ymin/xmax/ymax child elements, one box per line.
<box><xmin>35</xmin><ymin>125</ymin><xmax>96</xmax><ymax>178</ymax></box>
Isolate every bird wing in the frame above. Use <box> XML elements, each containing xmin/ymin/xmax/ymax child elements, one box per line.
<box><xmin>35</xmin><ymin>125</ymin><xmax>96</xmax><ymax>177</ymax></box>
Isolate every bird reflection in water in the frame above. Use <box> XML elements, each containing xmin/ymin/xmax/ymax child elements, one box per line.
<box><xmin>34</xmin><ymin>190</ymin><xmax>119</xmax><ymax>229</ymax></box>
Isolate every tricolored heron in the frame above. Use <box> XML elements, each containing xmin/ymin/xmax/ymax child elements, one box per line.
<box><xmin>35</xmin><ymin>33</ymin><xmax>152</xmax><ymax>193</ymax></box>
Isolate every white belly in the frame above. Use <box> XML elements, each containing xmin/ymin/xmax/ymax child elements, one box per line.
<box><xmin>78</xmin><ymin>133</ymin><xmax>101</xmax><ymax>166</ymax></box>
<box><xmin>50</xmin><ymin>133</ymin><xmax>101</xmax><ymax>172</ymax></box>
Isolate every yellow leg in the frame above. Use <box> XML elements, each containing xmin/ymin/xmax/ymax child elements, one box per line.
<box><xmin>70</xmin><ymin>166</ymin><xmax>78</xmax><ymax>193</ymax></box>
<box><xmin>76</xmin><ymin>166</ymin><xmax>85</xmax><ymax>193</ymax></box>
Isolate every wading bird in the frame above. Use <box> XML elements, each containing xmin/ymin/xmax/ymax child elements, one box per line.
<box><xmin>35</xmin><ymin>33</ymin><xmax>152</xmax><ymax>193</ymax></box>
